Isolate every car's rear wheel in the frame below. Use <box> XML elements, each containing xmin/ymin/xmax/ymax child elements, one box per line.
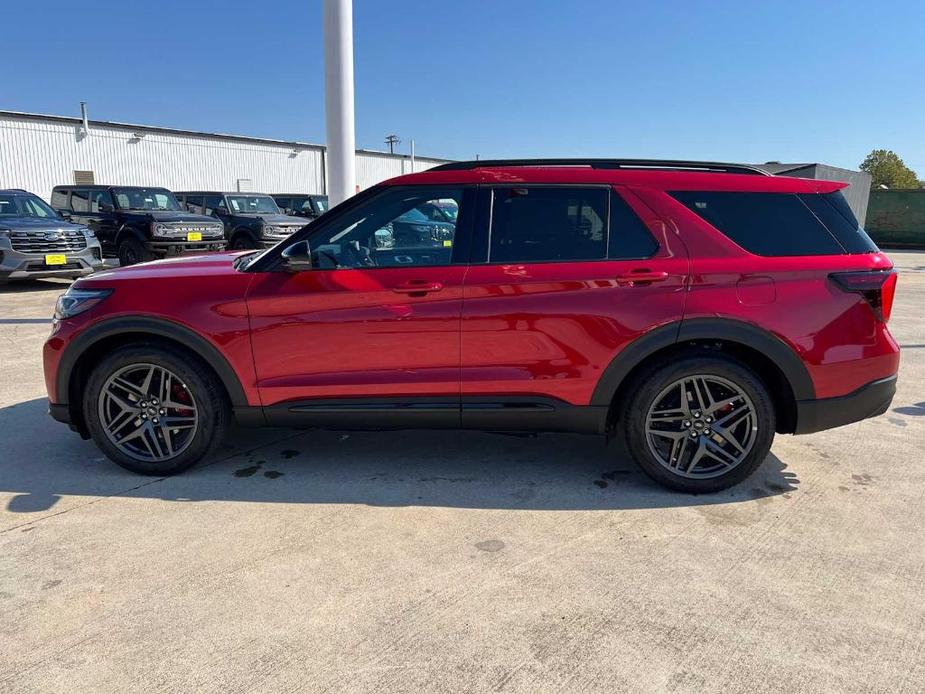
<box><xmin>83</xmin><ymin>343</ymin><xmax>229</xmax><ymax>475</ymax></box>
<box><xmin>622</xmin><ymin>354</ymin><xmax>775</xmax><ymax>493</ymax></box>
<box><xmin>117</xmin><ymin>237</ymin><xmax>152</xmax><ymax>266</ymax></box>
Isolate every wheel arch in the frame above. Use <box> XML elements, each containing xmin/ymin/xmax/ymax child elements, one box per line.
<box><xmin>114</xmin><ymin>225</ymin><xmax>146</xmax><ymax>246</ymax></box>
<box><xmin>58</xmin><ymin>317</ymin><xmax>248</xmax><ymax>435</ymax></box>
<box><xmin>593</xmin><ymin>318</ymin><xmax>814</xmax><ymax>434</ymax></box>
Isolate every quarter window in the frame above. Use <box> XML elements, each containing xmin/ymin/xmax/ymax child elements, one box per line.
<box><xmin>609</xmin><ymin>191</ymin><xmax>659</xmax><ymax>259</ymax></box>
<box><xmin>489</xmin><ymin>187</ymin><xmax>607</xmax><ymax>263</ymax></box>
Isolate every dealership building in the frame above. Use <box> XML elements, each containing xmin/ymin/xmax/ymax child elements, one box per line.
<box><xmin>0</xmin><ymin>109</ymin><xmax>449</xmax><ymax>203</ymax></box>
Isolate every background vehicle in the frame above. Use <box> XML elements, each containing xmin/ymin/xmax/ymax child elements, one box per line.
<box><xmin>175</xmin><ymin>192</ymin><xmax>306</xmax><ymax>250</ymax></box>
<box><xmin>51</xmin><ymin>185</ymin><xmax>225</xmax><ymax>266</ymax></box>
<box><xmin>44</xmin><ymin>159</ymin><xmax>900</xmax><ymax>493</ymax></box>
<box><xmin>272</xmin><ymin>194</ymin><xmax>329</xmax><ymax>220</ymax></box>
<box><xmin>0</xmin><ymin>189</ymin><xmax>103</xmax><ymax>282</ymax></box>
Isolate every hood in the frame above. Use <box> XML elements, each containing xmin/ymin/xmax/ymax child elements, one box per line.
<box><xmin>78</xmin><ymin>251</ymin><xmax>247</xmax><ymax>284</ymax></box>
<box><xmin>249</xmin><ymin>213</ymin><xmax>307</xmax><ymax>226</ymax></box>
<box><xmin>124</xmin><ymin>210</ymin><xmax>219</xmax><ymax>224</ymax></box>
<box><xmin>0</xmin><ymin>216</ymin><xmax>86</xmax><ymax>232</ymax></box>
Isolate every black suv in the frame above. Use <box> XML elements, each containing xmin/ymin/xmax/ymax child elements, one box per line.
<box><xmin>51</xmin><ymin>185</ymin><xmax>225</xmax><ymax>265</ymax></box>
<box><xmin>272</xmin><ymin>194</ymin><xmax>329</xmax><ymax>220</ymax></box>
<box><xmin>0</xmin><ymin>189</ymin><xmax>103</xmax><ymax>281</ymax></box>
<box><xmin>175</xmin><ymin>192</ymin><xmax>307</xmax><ymax>249</ymax></box>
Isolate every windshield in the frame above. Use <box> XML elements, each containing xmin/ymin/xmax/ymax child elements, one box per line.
<box><xmin>113</xmin><ymin>188</ymin><xmax>182</xmax><ymax>211</ymax></box>
<box><xmin>226</xmin><ymin>195</ymin><xmax>280</xmax><ymax>214</ymax></box>
<box><xmin>0</xmin><ymin>193</ymin><xmax>59</xmax><ymax>218</ymax></box>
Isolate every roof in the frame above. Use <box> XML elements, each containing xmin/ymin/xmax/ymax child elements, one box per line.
<box><xmin>53</xmin><ymin>184</ymin><xmax>172</xmax><ymax>191</ymax></box>
<box><xmin>389</xmin><ymin>161</ymin><xmax>846</xmax><ymax>194</ymax></box>
<box><xmin>175</xmin><ymin>191</ymin><xmax>276</xmax><ymax>195</ymax></box>
<box><xmin>0</xmin><ymin>109</ymin><xmax>450</xmax><ymax>162</ymax></box>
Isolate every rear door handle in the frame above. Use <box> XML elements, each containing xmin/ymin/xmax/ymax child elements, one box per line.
<box><xmin>615</xmin><ymin>270</ymin><xmax>670</xmax><ymax>286</ymax></box>
<box><xmin>393</xmin><ymin>281</ymin><xmax>444</xmax><ymax>295</ymax></box>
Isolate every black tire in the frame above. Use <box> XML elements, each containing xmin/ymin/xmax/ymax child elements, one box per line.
<box><xmin>83</xmin><ymin>342</ymin><xmax>230</xmax><ymax>475</ymax></box>
<box><xmin>231</xmin><ymin>234</ymin><xmax>258</xmax><ymax>250</ymax></box>
<box><xmin>117</xmin><ymin>236</ymin><xmax>152</xmax><ymax>266</ymax></box>
<box><xmin>621</xmin><ymin>353</ymin><xmax>775</xmax><ymax>493</ymax></box>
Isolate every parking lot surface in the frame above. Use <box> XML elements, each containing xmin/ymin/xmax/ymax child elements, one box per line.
<box><xmin>1</xmin><ymin>253</ymin><xmax>923</xmax><ymax>693</ymax></box>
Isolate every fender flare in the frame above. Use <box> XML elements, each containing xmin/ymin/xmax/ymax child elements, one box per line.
<box><xmin>589</xmin><ymin>317</ymin><xmax>814</xmax><ymax>406</ymax></box>
<box><xmin>229</xmin><ymin>226</ymin><xmax>259</xmax><ymax>247</ymax></box>
<box><xmin>57</xmin><ymin>316</ymin><xmax>249</xmax><ymax>408</ymax></box>
<box><xmin>114</xmin><ymin>225</ymin><xmax>147</xmax><ymax>247</ymax></box>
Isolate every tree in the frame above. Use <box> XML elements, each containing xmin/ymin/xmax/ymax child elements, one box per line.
<box><xmin>859</xmin><ymin>149</ymin><xmax>919</xmax><ymax>189</ymax></box>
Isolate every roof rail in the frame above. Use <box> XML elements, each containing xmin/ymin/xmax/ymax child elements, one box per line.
<box><xmin>429</xmin><ymin>158</ymin><xmax>772</xmax><ymax>176</ymax></box>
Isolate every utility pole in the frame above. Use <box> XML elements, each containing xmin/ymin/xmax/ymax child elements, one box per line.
<box><xmin>385</xmin><ymin>134</ymin><xmax>401</xmax><ymax>154</ymax></box>
<box><xmin>324</xmin><ymin>0</ymin><xmax>356</xmax><ymax>206</ymax></box>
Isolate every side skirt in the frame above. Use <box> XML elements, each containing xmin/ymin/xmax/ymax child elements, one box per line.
<box><xmin>239</xmin><ymin>397</ymin><xmax>607</xmax><ymax>434</ymax></box>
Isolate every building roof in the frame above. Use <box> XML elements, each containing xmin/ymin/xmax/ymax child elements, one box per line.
<box><xmin>0</xmin><ymin>109</ymin><xmax>449</xmax><ymax>162</ymax></box>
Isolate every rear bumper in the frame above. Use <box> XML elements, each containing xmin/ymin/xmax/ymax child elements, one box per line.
<box><xmin>794</xmin><ymin>375</ymin><xmax>897</xmax><ymax>434</ymax></box>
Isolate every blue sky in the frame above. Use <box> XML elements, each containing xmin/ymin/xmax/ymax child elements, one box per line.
<box><xmin>6</xmin><ymin>0</ymin><xmax>924</xmax><ymax>174</ymax></box>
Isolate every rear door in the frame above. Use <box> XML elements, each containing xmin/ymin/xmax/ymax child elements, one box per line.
<box><xmin>460</xmin><ymin>184</ymin><xmax>689</xmax><ymax>421</ymax></box>
<box><xmin>87</xmin><ymin>189</ymin><xmax>118</xmax><ymax>251</ymax></box>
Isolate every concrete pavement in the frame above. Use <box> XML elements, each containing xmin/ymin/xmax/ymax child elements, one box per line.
<box><xmin>1</xmin><ymin>254</ymin><xmax>923</xmax><ymax>693</ymax></box>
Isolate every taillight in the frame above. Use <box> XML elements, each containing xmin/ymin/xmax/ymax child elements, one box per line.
<box><xmin>829</xmin><ymin>270</ymin><xmax>897</xmax><ymax>322</ymax></box>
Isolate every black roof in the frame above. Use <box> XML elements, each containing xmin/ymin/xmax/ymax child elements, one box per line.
<box><xmin>52</xmin><ymin>184</ymin><xmax>173</xmax><ymax>191</ymax></box>
<box><xmin>175</xmin><ymin>191</ymin><xmax>275</xmax><ymax>196</ymax></box>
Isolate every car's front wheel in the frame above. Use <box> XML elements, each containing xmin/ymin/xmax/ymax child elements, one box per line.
<box><xmin>117</xmin><ymin>237</ymin><xmax>152</xmax><ymax>266</ymax></box>
<box><xmin>83</xmin><ymin>343</ymin><xmax>229</xmax><ymax>475</ymax></box>
<box><xmin>622</xmin><ymin>354</ymin><xmax>775</xmax><ymax>493</ymax></box>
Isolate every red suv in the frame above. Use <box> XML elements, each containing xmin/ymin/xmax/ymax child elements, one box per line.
<box><xmin>43</xmin><ymin>160</ymin><xmax>900</xmax><ymax>492</ymax></box>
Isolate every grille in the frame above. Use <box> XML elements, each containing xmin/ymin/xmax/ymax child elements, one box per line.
<box><xmin>155</xmin><ymin>223</ymin><xmax>224</xmax><ymax>238</ymax></box>
<box><xmin>26</xmin><ymin>262</ymin><xmax>82</xmax><ymax>271</ymax></box>
<box><xmin>10</xmin><ymin>230</ymin><xmax>88</xmax><ymax>253</ymax></box>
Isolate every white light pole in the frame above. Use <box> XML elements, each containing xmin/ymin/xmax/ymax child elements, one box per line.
<box><xmin>324</xmin><ymin>0</ymin><xmax>356</xmax><ymax>206</ymax></box>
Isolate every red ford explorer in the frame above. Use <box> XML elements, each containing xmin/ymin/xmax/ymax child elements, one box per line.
<box><xmin>43</xmin><ymin>159</ymin><xmax>900</xmax><ymax>493</ymax></box>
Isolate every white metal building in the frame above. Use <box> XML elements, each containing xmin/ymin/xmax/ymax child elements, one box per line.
<box><xmin>0</xmin><ymin>110</ymin><xmax>450</xmax><ymax>202</ymax></box>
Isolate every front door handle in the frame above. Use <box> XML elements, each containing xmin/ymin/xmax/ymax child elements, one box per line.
<box><xmin>393</xmin><ymin>281</ymin><xmax>444</xmax><ymax>295</ymax></box>
<box><xmin>615</xmin><ymin>270</ymin><xmax>670</xmax><ymax>286</ymax></box>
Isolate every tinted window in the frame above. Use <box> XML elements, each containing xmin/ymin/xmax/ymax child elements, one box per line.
<box><xmin>489</xmin><ymin>187</ymin><xmax>607</xmax><ymax>263</ymax></box>
<box><xmin>70</xmin><ymin>189</ymin><xmax>90</xmax><ymax>212</ymax></box>
<box><xmin>799</xmin><ymin>192</ymin><xmax>878</xmax><ymax>254</ymax></box>
<box><xmin>274</xmin><ymin>197</ymin><xmax>290</xmax><ymax>211</ymax></box>
<box><xmin>204</xmin><ymin>195</ymin><xmax>226</xmax><ymax>215</ymax></box>
<box><xmin>51</xmin><ymin>190</ymin><xmax>68</xmax><ymax>209</ymax></box>
<box><xmin>184</xmin><ymin>195</ymin><xmax>205</xmax><ymax>214</ymax></box>
<box><xmin>671</xmin><ymin>191</ymin><xmax>844</xmax><ymax>256</ymax></box>
<box><xmin>90</xmin><ymin>189</ymin><xmax>114</xmax><ymax>212</ymax></box>
<box><xmin>306</xmin><ymin>186</ymin><xmax>466</xmax><ymax>268</ymax></box>
<box><xmin>609</xmin><ymin>191</ymin><xmax>658</xmax><ymax>259</ymax></box>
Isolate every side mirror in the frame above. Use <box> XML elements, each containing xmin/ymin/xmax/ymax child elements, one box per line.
<box><xmin>57</xmin><ymin>209</ymin><xmax>72</xmax><ymax>220</ymax></box>
<box><xmin>281</xmin><ymin>240</ymin><xmax>313</xmax><ymax>272</ymax></box>
<box><xmin>99</xmin><ymin>202</ymin><xmax>114</xmax><ymax>213</ymax></box>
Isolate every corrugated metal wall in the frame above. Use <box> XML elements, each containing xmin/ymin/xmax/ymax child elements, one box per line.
<box><xmin>0</xmin><ymin>112</ymin><xmax>449</xmax><ymax>202</ymax></box>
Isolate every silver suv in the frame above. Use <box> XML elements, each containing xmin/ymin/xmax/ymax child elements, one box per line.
<box><xmin>0</xmin><ymin>189</ymin><xmax>103</xmax><ymax>282</ymax></box>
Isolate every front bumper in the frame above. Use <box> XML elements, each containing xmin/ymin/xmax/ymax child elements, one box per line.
<box><xmin>794</xmin><ymin>375</ymin><xmax>897</xmax><ymax>434</ymax></box>
<box><xmin>0</xmin><ymin>245</ymin><xmax>103</xmax><ymax>280</ymax></box>
<box><xmin>145</xmin><ymin>240</ymin><xmax>226</xmax><ymax>257</ymax></box>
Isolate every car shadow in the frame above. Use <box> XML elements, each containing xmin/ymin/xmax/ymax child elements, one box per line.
<box><xmin>0</xmin><ymin>398</ymin><xmax>799</xmax><ymax>515</ymax></box>
<box><xmin>0</xmin><ymin>278</ymin><xmax>72</xmax><ymax>293</ymax></box>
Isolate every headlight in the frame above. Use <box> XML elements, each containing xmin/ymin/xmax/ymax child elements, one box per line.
<box><xmin>79</xmin><ymin>226</ymin><xmax>95</xmax><ymax>238</ymax></box>
<box><xmin>0</xmin><ymin>228</ymin><xmax>10</xmax><ymax>239</ymax></box>
<box><xmin>262</xmin><ymin>225</ymin><xmax>286</xmax><ymax>237</ymax></box>
<box><xmin>54</xmin><ymin>288</ymin><xmax>113</xmax><ymax>320</ymax></box>
<box><xmin>152</xmin><ymin>222</ymin><xmax>169</xmax><ymax>236</ymax></box>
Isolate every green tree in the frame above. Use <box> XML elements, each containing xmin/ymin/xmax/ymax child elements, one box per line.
<box><xmin>859</xmin><ymin>149</ymin><xmax>919</xmax><ymax>189</ymax></box>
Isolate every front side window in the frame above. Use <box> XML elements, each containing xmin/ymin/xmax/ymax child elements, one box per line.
<box><xmin>204</xmin><ymin>195</ymin><xmax>226</xmax><ymax>215</ymax></box>
<box><xmin>0</xmin><ymin>194</ymin><xmax>57</xmax><ymax>218</ymax></box>
<box><xmin>226</xmin><ymin>194</ymin><xmax>280</xmax><ymax>214</ymax></box>
<box><xmin>489</xmin><ymin>186</ymin><xmax>607</xmax><ymax>263</ymax></box>
<box><xmin>113</xmin><ymin>188</ymin><xmax>181</xmax><ymax>211</ymax></box>
<box><xmin>306</xmin><ymin>186</ymin><xmax>465</xmax><ymax>268</ymax></box>
<box><xmin>184</xmin><ymin>195</ymin><xmax>205</xmax><ymax>214</ymax></box>
<box><xmin>90</xmin><ymin>189</ymin><xmax>115</xmax><ymax>212</ymax></box>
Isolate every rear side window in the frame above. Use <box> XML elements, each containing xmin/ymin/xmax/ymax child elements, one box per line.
<box><xmin>798</xmin><ymin>192</ymin><xmax>878</xmax><ymax>254</ymax></box>
<box><xmin>671</xmin><ymin>191</ymin><xmax>845</xmax><ymax>256</ymax></box>
<box><xmin>489</xmin><ymin>187</ymin><xmax>607</xmax><ymax>263</ymax></box>
<box><xmin>50</xmin><ymin>190</ymin><xmax>68</xmax><ymax>209</ymax></box>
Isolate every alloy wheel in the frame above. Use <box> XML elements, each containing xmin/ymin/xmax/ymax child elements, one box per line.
<box><xmin>97</xmin><ymin>363</ymin><xmax>199</xmax><ymax>462</ymax></box>
<box><xmin>645</xmin><ymin>374</ymin><xmax>758</xmax><ymax>479</ymax></box>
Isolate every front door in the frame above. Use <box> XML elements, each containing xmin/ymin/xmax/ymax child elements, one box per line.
<box><xmin>246</xmin><ymin>185</ymin><xmax>475</xmax><ymax>427</ymax></box>
<box><xmin>460</xmin><ymin>184</ymin><xmax>689</xmax><ymax>425</ymax></box>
